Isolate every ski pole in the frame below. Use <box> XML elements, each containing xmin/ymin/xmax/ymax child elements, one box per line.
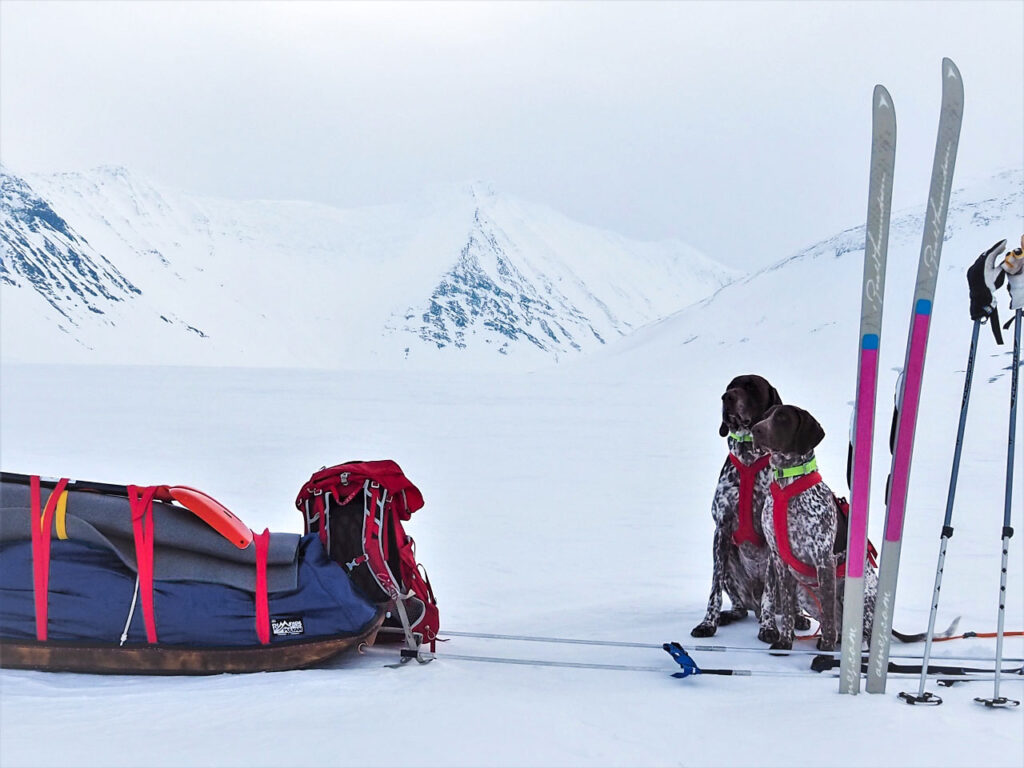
<box><xmin>976</xmin><ymin>307</ymin><xmax>1022</xmax><ymax>709</ymax></box>
<box><xmin>899</xmin><ymin>319</ymin><xmax>981</xmax><ymax>706</ymax></box>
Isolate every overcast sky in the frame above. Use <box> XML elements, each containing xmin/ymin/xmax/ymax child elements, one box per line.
<box><xmin>2</xmin><ymin>1</ymin><xmax>1021</xmax><ymax>267</ymax></box>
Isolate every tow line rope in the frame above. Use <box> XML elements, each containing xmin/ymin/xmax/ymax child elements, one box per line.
<box><xmin>438</xmin><ymin>619</ymin><xmax>1021</xmax><ymax>663</ymax></box>
<box><xmin>359</xmin><ymin>643</ymin><xmax>1024</xmax><ymax>683</ymax></box>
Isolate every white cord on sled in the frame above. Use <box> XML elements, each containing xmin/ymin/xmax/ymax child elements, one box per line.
<box><xmin>119</xmin><ymin>574</ymin><xmax>141</xmax><ymax>647</ymax></box>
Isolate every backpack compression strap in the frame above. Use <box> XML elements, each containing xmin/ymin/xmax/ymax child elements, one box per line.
<box><xmin>727</xmin><ymin>453</ymin><xmax>771</xmax><ymax>547</ymax></box>
<box><xmin>770</xmin><ymin>472</ymin><xmax>847</xmax><ymax>583</ymax></box>
<box><xmin>362</xmin><ymin>482</ymin><xmax>401</xmax><ymax>599</ymax></box>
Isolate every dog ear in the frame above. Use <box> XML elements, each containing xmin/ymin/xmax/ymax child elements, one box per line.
<box><xmin>750</xmin><ymin>376</ymin><xmax>781</xmax><ymax>413</ymax></box>
<box><xmin>719</xmin><ymin>421</ymin><xmax>729</xmax><ymax>438</ymax></box>
<box><xmin>793</xmin><ymin>408</ymin><xmax>825</xmax><ymax>454</ymax></box>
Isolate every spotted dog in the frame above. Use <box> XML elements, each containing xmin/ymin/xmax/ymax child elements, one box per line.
<box><xmin>691</xmin><ymin>375</ymin><xmax>784</xmax><ymax>640</ymax></box>
<box><xmin>752</xmin><ymin>404</ymin><xmax>877</xmax><ymax>651</ymax></box>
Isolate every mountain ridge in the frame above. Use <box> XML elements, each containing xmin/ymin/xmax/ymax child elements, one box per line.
<box><xmin>1</xmin><ymin>166</ymin><xmax>737</xmax><ymax>368</ymax></box>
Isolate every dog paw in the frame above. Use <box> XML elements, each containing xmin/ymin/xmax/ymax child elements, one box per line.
<box><xmin>795</xmin><ymin>615</ymin><xmax>812</xmax><ymax>631</ymax></box>
<box><xmin>770</xmin><ymin>639</ymin><xmax>793</xmax><ymax>651</ymax></box>
<box><xmin>816</xmin><ymin>637</ymin><xmax>836</xmax><ymax>652</ymax></box>
<box><xmin>690</xmin><ymin>622</ymin><xmax>718</xmax><ymax>638</ymax></box>
<box><xmin>718</xmin><ymin>609</ymin><xmax>748</xmax><ymax>626</ymax></box>
<box><xmin>758</xmin><ymin>626</ymin><xmax>780</xmax><ymax>645</ymax></box>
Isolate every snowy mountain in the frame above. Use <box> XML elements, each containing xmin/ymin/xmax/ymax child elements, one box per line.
<box><xmin>0</xmin><ymin>168</ymin><xmax>736</xmax><ymax>369</ymax></box>
<box><xmin>0</xmin><ymin>168</ymin><xmax>143</xmax><ymax>347</ymax></box>
<box><xmin>595</xmin><ymin>168</ymin><xmax>1023</xmax><ymax>382</ymax></box>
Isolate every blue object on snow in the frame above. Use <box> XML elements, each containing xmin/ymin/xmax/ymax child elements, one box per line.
<box><xmin>663</xmin><ymin>641</ymin><xmax>702</xmax><ymax>678</ymax></box>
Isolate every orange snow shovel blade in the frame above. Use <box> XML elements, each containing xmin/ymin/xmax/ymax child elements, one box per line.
<box><xmin>161</xmin><ymin>486</ymin><xmax>253</xmax><ymax>549</ymax></box>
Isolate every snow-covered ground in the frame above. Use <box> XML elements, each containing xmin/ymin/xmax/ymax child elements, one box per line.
<box><xmin>0</xmin><ymin>360</ymin><xmax>1021</xmax><ymax>767</ymax></box>
<box><xmin>1</xmin><ymin>169</ymin><xmax>1022</xmax><ymax>766</ymax></box>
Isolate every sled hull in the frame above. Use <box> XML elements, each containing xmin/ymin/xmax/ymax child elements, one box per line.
<box><xmin>0</xmin><ymin>609</ymin><xmax>385</xmax><ymax>675</ymax></box>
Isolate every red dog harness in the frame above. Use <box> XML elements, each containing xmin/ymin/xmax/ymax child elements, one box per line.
<box><xmin>728</xmin><ymin>453</ymin><xmax>771</xmax><ymax>548</ymax></box>
<box><xmin>770</xmin><ymin>471</ymin><xmax>847</xmax><ymax>583</ymax></box>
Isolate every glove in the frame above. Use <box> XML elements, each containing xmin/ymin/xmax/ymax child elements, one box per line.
<box><xmin>967</xmin><ymin>239</ymin><xmax>1006</xmax><ymax>326</ymax></box>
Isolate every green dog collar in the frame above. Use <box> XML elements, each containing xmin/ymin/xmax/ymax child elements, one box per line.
<box><xmin>728</xmin><ymin>432</ymin><xmax>754</xmax><ymax>443</ymax></box>
<box><xmin>773</xmin><ymin>458</ymin><xmax>818</xmax><ymax>480</ymax></box>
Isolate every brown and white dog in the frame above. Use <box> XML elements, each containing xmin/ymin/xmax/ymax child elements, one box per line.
<box><xmin>751</xmin><ymin>404</ymin><xmax>877</xmax><ymax>651</ymax></box>
<box><xmin>691</xmin><ymin>375</ymin><xmax>783</xmax><ymax>639</ymax></box>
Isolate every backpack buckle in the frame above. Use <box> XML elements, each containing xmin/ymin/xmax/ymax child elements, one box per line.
<box><xmin>339</xmin><ymin>472</ymin><xmax>350</xmax><ymax>486</ymax></box>
<box><xmin>345</xmin><ymin>554</ymin><xmax>369</xmax><ymax>571</ymax></box>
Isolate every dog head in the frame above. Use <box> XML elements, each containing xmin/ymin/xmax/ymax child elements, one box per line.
<box><xmin>719</xmin><ymin>375</ymin><xmax>783</xmax><ymax>437</ymax></box>
<box><xmin>751</xmin><ymin>404</ymin><xmax>825</xmax><ymax>457</ymax></box>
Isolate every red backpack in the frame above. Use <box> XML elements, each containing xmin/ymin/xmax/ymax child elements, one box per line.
<box><xmin>295</xmin><ymin>460</ymin><xmax>438</xmax><ymax>649</ymax></box>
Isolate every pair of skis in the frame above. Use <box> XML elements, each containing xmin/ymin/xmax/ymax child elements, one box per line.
<box><xmin>840</xmin><ymin>59</ymin><xmax>965</xmax><ymax>694</ymax></box>
<box><xmin>363</xmin><ymin>630</ymin><xmax>1024</xmax><ymax>683</ymax></box>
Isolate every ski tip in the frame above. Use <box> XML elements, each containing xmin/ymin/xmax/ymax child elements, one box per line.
<box><xmin>873</xmin><ymin>84</ymin><xmax>893</xmax><ymax>110</ymax></box>
<box><xmin>941</xmin><ymin>58</ymin><xmax>964</xmax><ymax>103</ymax></box>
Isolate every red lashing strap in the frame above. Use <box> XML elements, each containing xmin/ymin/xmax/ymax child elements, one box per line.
<box><xmin>128</xmin><ymin>485</ymin><xmax>160</xmax><ymax>644</ymax></box>
<box><xmin>254</xmin><ymin>528</ymin><xmax>270</xmax><ymax>645</ymax></box>
<box><xmin>728</xmin><ymin>453</ymin><xmax>771</xmax><ymax>547</ymax></box>
<box><xmin>30</xmin><ymin>476</ymin><xmax>69</xmax><ymax>642</ymax></box>
<box><xmin>770</xmin><ymin>472</ymin><xmax>846</xmax><ymax>583</ymax></box>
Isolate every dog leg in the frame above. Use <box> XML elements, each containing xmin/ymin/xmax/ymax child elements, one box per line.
<box><xmin>692</xmin><ymin>527</ymin><xmax>729</xmax><ymax>637</ymax></box>
<box><xmin>769</xmin><ymin>562</ymin><xmax>796</xmax><ymax>650</ymax></box>
<box><xmin>815</xmin><ymin>562</ymin><xmax>838</xmax><ymax>651</ymax></box>
<box><xmin>758</xmin><ymin>561</ymin><xmax>780</xmax><ymax>644</ymax></box>
<box><xmin>862</xmin><ymin>571</ymin><xmax>877</xmax><ymax>642</ymax></box>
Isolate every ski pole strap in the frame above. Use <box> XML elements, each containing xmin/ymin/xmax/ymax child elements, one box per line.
<box><xmin>727</xmin><ymin>453</ymin><xmax>770</xmax><ymax>547</ymax></box>
<box><xmin>30</xmin><ymin>475</ymin><xmax>70</xmax><ymax>642</ymax></box>
<box><xmin>988</xmin><ymin>311</ymin><xmax>1004</xmax><ymax>344</ymax></box>
<box><xmin>773</xmin><ymin>458</ymin><xmax>818</xmax><ymax>480</ymax></box>
<box><xmin>253</xmin><ymin>528</ymin><xmax>271</xmax><ymax>645</ymax></box>
<box><xmin>128</xmin><ymin>485</ymin><xmax>160</xmax><ymax>644</ymax></box>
